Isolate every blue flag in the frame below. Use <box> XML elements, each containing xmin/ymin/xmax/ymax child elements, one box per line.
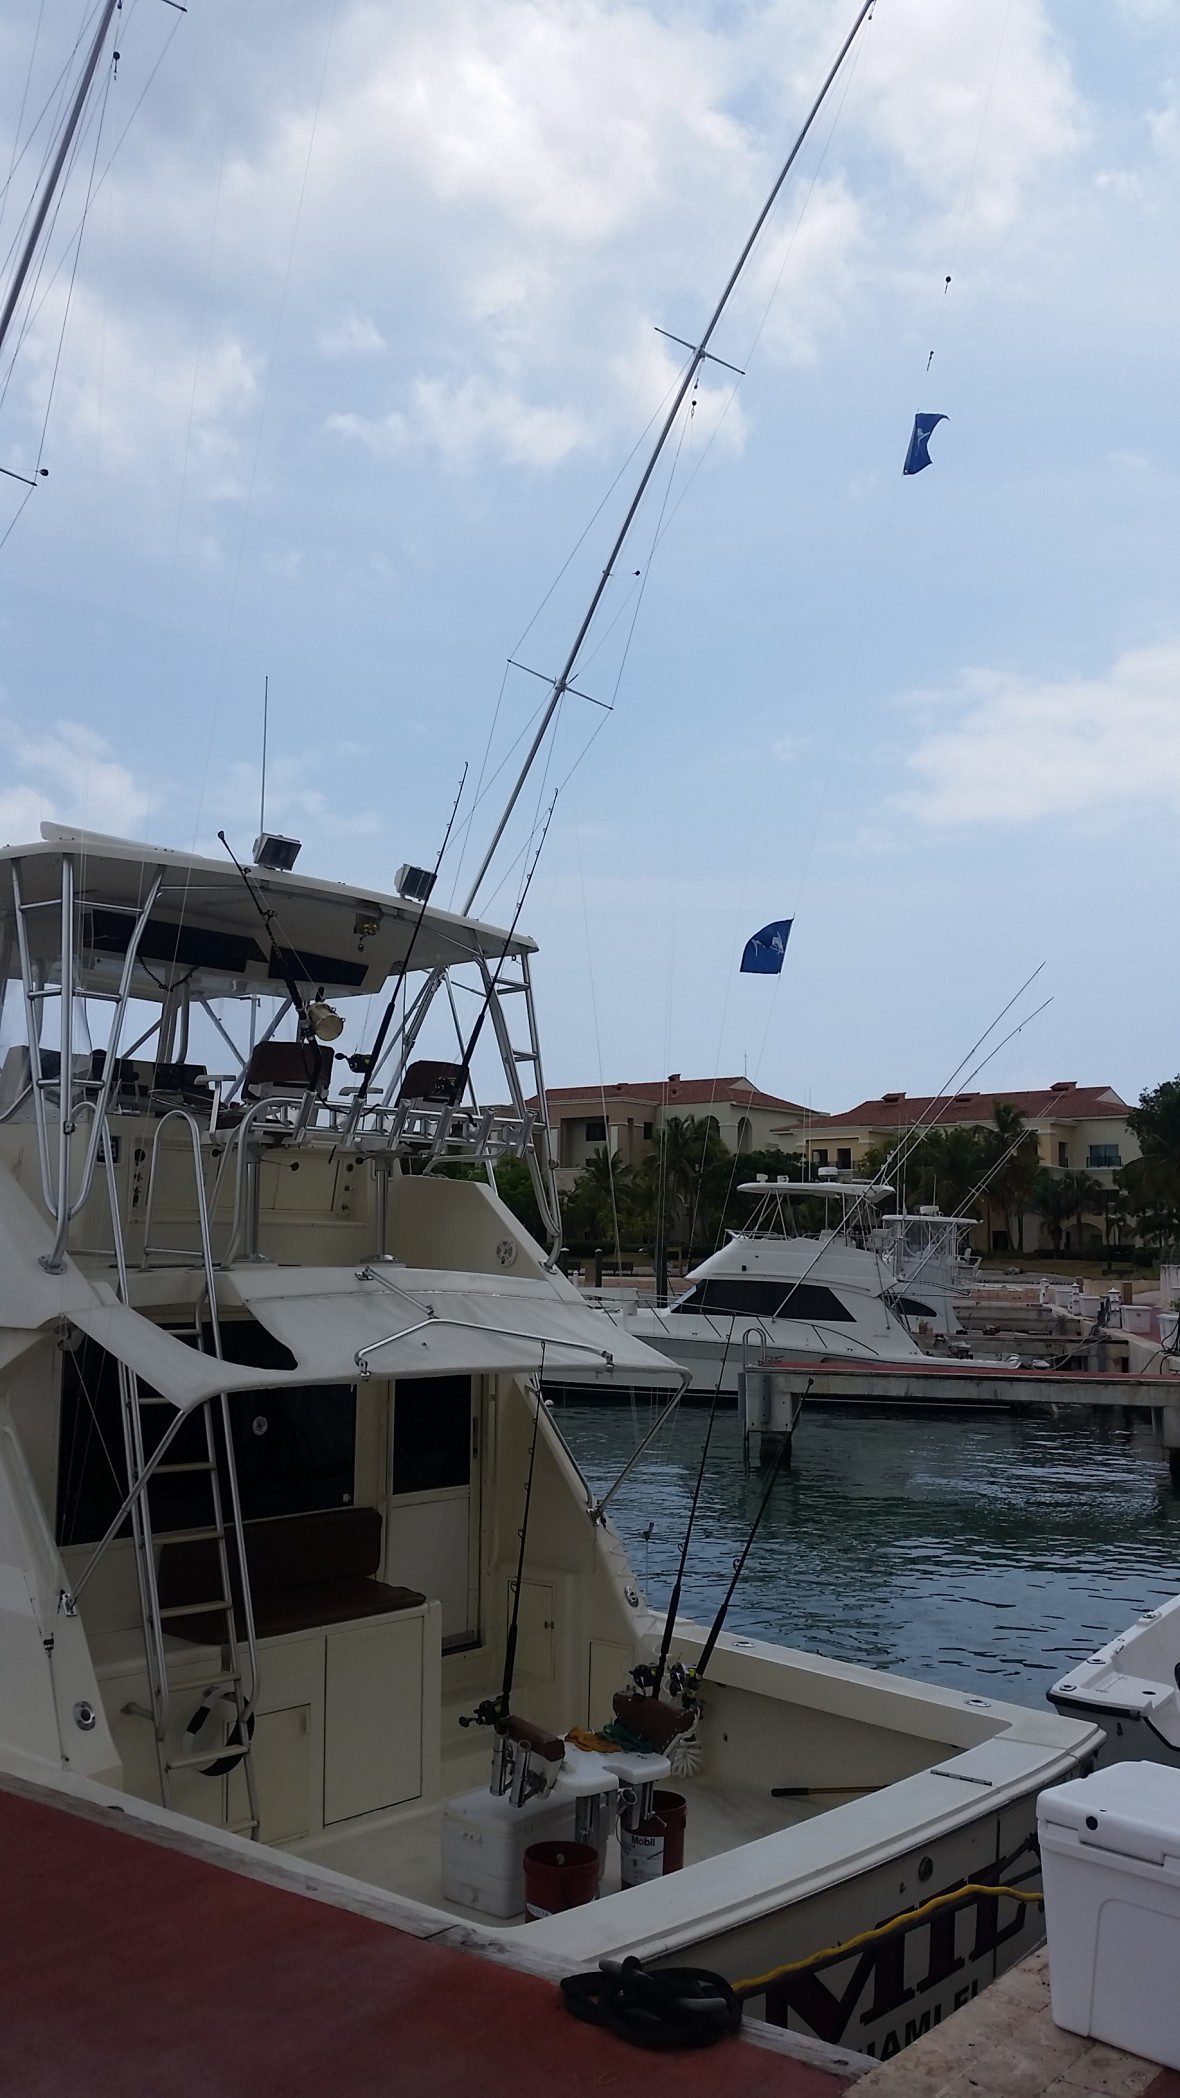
<box><xmin>903</xmin><ymin>411</ymin><xmax>947</xmax><ymax>475</ymax></box>
<box><xmin>741</xmin><ymin>919</ymin><xmax>793</xmax><ymax>975</ymax></box>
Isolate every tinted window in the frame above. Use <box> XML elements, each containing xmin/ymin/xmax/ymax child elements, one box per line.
<box><xmin>392</xmin><ymin>1375</ymin><xmax>472</xmax><ymax>1493</ymax></box>
<box><xmin>888</xmin><ymin>1294</ymin><xmax>939</xmax><ymax>1320</ymax></box>
<box><xmin>671</xmin><ymin>1279</ymin><xmax>854</xmax><ymax>1322</ymax></box>
<box><xmin>55</xmin><ymin>1325</ymin><xmax>356</xmax><ymax>1546</ymax></box>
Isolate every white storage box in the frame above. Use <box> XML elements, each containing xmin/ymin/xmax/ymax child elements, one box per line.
<box><xmin>1039</xmin><ymin>1761</ymin><xmax>1180</xmax><ymax>2069</ymax></box>
<box><xmin>442</xmin><ymin>1783</ymin><xmax>577</xmax><ymax>1918</ymax></box>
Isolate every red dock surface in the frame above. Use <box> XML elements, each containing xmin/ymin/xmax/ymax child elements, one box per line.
<box><xmin>0</xmin><ymin>1784</ymin><xmax>852</xmax><ymax>2098</ymax></box>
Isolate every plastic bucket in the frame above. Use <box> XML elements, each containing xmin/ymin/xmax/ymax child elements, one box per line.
<box><xmin>619</xmin><ymin>1790</ymin><xmax>687</xmax><ymax>1887</ymax></box>
<box><xmin>523</xmin><ymin>1840</ymin><xmax>599</xmax><ymax>1919</ymax></box>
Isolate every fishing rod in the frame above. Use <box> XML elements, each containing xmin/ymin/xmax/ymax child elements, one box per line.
<box><xmin>643</xmin><ymin>1337</ymin><xmax>731</xmax><ymax>1702</ymax></box>
<box><xmin>687</xmin><ymin>1419</ymin><xmax>797</xmax><ymax>1691</ymax></box>
<box><xmin>217</xmin><ymin>830</ymin><xmax>328</xmax><ymax>1076</ymax></box>
<box><xmin>461</xmin><ymin>0</ymin><xmax>878</xmax><ymax>917</ymax></box>
<box><xmin>349</xmin><ymin>763</ymin><xmax>468</xmax><ymax>1109</ymax></box>
<box><xmin>461</xmin><ymin>1374</ymin><xmax>544</xmax><ymax>1733</ymax></box>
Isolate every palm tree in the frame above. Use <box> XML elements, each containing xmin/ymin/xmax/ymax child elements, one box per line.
<box><xmin>979</xmin><ymin>1104</ymin><xmax>1040</xmax><ymax>1252</ymax></box>
<box><xmin>1032</xmin><ymin>1168</ymin><xmax>1073</xmax><ymax>1256</ymax></box>
<box><xmin>1059</xmin><ymin>1170</ymin><xmax>1105</xmax><ymax>1258</ymax></box>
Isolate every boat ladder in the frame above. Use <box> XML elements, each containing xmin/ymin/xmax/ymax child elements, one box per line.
<box><xmin>106</xmin><ymin>1114</ymin><xmax>261</xmax><ymax>1833</ymax></box>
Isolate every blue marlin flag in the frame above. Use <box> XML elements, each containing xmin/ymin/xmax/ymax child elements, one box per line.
<box><xmin>741</xmin><ymin>919</ymin><xmax>793</xmax><ymax>975</ymax></box>
<box><xmin>903</xmin><ymin>411</ymin><xmax>947</xmax><ymax>475</ymax></box>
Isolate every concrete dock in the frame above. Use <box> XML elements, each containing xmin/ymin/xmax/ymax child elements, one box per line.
<box><xmin>851</xmin><ymin>1947</ymin><xmax>1179</xmax><ymax>2098</ymax></box>
<box><xmin>748</xmin><ymin>1356</ymin><xmax>1180</xmax><ymax>1483</ymax></box>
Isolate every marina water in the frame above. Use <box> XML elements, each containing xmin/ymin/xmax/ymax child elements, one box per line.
<box><xmin>555</xmin><ymin>1402</ymin><xmax>1180</xmax><ymax>1704</ymax></box>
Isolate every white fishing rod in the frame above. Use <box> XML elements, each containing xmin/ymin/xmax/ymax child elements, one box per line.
<box><xmin>461</xmin><ymin>0</ymin><xmax>878</xmax><ymax>916</ymax></box>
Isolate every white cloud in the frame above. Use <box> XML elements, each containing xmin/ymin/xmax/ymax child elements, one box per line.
<box><xmin>0</xmin><ymin>718</ymin><xmax>157</xmax><ymax>844</ymax></box>
<box><xmin>327</xmin><ymin>376</ymin><xmax>588</xmax><ymax>471</ymax></box>
<box><xmin>317</xmin><ymin>311</ymin><xmax>386</xmax><ymax>355</ymax></box>
<box><xmin>12</xmin><ymin>284</ymin><xmax>258</xmax><ymax>510</ymax></box>
<box><xmin>903</xmin><ymin>642</ymin><xmax>1180</xmax><ymax>825</ymax></box>
<box><xmin>849</xmin><ymin>0</ymin><xmax>1081</xmax><ymax>231</ymax></box>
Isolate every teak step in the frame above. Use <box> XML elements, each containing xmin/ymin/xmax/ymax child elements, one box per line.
<box><xmin>155</xmin><ymin>1461</ymin><xmax>216</xmax><ymax>1476</ymax></box>
<box><xmin>159</xmin><ymin>1598</ymin><xmax>229</xmax><ymax>1620</ymax></box>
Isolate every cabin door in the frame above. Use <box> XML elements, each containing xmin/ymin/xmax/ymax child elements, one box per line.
<box><xmin>387</xmin><ymin>1374</ymin><xmax>480</xmax><ymax>1649</ymax></box>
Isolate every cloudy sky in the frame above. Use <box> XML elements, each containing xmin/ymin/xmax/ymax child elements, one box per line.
<box><xmin>0</xmin><ymin>0</ymin><xmax>1176</xmax><ymax>1117</ymax></box>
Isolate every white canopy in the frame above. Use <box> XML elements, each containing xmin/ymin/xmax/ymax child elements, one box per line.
<box><xmin>62</xmin><ymin>1264</ymin><xmax>678</xmax><ymax>1412</ymax></box>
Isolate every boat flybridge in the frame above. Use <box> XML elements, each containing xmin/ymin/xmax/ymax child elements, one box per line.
<box><xmin>874</xmin><ymin>1208</ymin><xmax>983</xmax><ymax>1343</ymax></box>
<box><xmin>560</xmin><ymin>1179</ymin><xmax>937</xmax><ymax>1402</ymax></box>
<box><xmin>0</xmin><ymin>825</ymin><xmax>1100</xmax><ymax>2060</ymax></box>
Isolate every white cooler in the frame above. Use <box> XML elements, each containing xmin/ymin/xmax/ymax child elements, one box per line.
<box><xmin>1039</xmin><ymin>1760</ymin><xmax>1180</xmax><ymax>2070</ymax></box>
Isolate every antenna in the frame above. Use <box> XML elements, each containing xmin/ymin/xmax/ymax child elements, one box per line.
<box><xmin>259</xmin><ymin>675</ymin><xmax>269</xmax><ymax>836</ymax></box>
<box><xmin>462</xmin><ymin>0</ymin><xmax>877</xmax><ymax>915</ymax></box>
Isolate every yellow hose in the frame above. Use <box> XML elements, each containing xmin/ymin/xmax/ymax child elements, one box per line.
<box><xmin>734</xmin><ymin>1882</ymin><xmax>1043</xmax><ymax>1998</ymax></box>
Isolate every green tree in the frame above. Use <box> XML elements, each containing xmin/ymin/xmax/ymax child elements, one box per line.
<box><xmin>1124</xmin><ymin>1077</ymin><xmax>1180</xmax><ymax>1252</ymax></box>
<box><xmin>563</xmin><ymin>1146</ymin><xmax>633</xmax><ymax>1252</ymax></box>
<box><xmin>1032</xmin><ymin>1167</ymin><xmax>1073</xmax><ymax>1255</ymax></box>
<box><xmin>979</xmin><ymin>1103</ymin><xmax>1041</xmax><ymax>1252</ymax></box>
<box><xmin>860</xmin><ymin>1126</ymin><xmax>988</xmax><ymax>1218</ymax></box>
<box><xmin>1058</xmin><ymin>1170</ymin><xmax>1105</xmax><ymax>1256</ymax></box>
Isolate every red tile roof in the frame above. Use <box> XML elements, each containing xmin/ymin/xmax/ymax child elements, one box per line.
<box><xmin>803</xmin><ymin>1084</ymin><xmax>1129</xmax><ymax>1132</ymax></box>
<box><xmin>535</xmin><ymin>1076</ymin><xmax>816</xmax><ymax>1115</ymax></box>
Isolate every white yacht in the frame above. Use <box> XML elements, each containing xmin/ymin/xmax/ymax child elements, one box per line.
<box><xmin>0</xmin><ymin>827</ymin><xmax>1101</xmax><ymax>2061</ymax></box>
<box><xmin>875</xmin><ymin>1208</ymin><xmax>982</xmax><ymax>1343</ymax></box>
<box><xmin>1050</xmin><ymin>1602</ymin><xmax>1180</xmax><ymax>1770</ymax></box>
<box><xmin>561</xmin><ymin>1180</ymin><xmax>933</xmax><ymax>1400</ymax></box>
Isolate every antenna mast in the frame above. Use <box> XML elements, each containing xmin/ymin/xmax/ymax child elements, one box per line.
<box><xmin>0</xmin><ymin>0</ymin><xmax>122</xmax><ymax>365</ymax></box>
<box><xmin>259</xmin><ymin>674</ymin><xmax>269</xmax><ymax>835</ymax></box>
<box><xmin>462</xmin><ymin>0</ymin><xmax>876</xmax><ymax>915</ymax></box>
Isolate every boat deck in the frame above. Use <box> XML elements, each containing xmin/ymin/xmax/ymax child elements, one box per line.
<box><xmin>298</xmin><ymin>1756</ymin><xmax>844</xmax><ymax>1919</ymax></box>
<box><xmin>0</xmin><ymin>1774</ymin><xmax>859</xmax><ymax>2098</ymax></box>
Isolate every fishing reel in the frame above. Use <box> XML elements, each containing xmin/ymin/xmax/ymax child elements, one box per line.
<box><xmin>459</xmin><ymin>1695</ymin><xmax>506</xmax><ymax>1732</ymax></box>
<box><xmin>461</xmin><ymin>1698</ymin><xmax>565</xmax><ymax>1807</ymax></box>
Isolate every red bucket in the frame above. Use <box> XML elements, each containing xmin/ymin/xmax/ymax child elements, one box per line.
<box><xmin>523</xmin><ymin>1840</ymin><xmax>599</xmax><ymax>1919</ymax></box>
<box><xmin>619</xmin><ymin>1790</ymin><xmax>687</xmax><ymax>1886</ymax></box>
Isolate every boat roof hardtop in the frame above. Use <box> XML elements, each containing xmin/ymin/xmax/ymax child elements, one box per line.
<box><xmin>0</xmin><ymin>825</ymin><xmax>533</xmax><ymax>1001</ymax></box>
<box><xmin>738</xmin><ymin>1179</ymin><xmax>892</xmax><ymax>1205</ymax></box>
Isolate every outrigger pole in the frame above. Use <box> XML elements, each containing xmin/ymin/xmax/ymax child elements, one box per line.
<box><xmin>0</xmin><ymin>0</ymin><xmax>122</xmax><ymax>364</ymax></box>
<box><xmin>461</xmin><ymin>0</ymin><xmax>877</xmax><ymax>916</ymax></box>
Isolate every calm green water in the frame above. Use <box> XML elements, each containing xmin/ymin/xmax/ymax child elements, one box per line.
<box><xmin>553</xmin><ymin>1402</ymin><xmax>1180</xmax><ymax>1706</ymax></box>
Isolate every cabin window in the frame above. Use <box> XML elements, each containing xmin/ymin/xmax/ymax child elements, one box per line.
<box><xmin>55</xmin><ymin>1327</ymin><xmax>356</xmax><ymax>1547</ymax></box>
<box><xmin>889</xmin><ymin>1294</ymin><xmax>939</xmax><ymax>1320</ymax></box>
<box><xmin>391</xmin><ymin>1376</ymin><xmax>472</xmax><ymax>1494</ymax></box>
<box><xmin>584</xmin><ymin>1117</ymin><xmax>607</xmax><ymax>1143</ymax></box>
<box><xmin>670</xmin><ymin>1279</ymin><xmax>854</xmax><ymax>1322</ymax></box>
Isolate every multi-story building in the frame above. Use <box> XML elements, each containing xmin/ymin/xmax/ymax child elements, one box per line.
<box><xmin>783</xmin><ymin>1082</ymin><xmax>1140</xmax><ymax>1253</ymax></box>
<box><xmin>537</xmin><ymin>1074</ymin><xmax>816</xmax><ymax>1186</ymax></box>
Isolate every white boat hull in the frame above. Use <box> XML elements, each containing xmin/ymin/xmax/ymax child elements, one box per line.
<box><xmin>1049</xmin><ymin>1595</ymin><xmax>1180</xmax><ymax>1769</ymax></box>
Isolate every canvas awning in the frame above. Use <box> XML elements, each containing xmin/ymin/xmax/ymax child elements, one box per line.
<box><xmin>223</xmin><ymin>1265</ymin><xmax>680</xmax><ymax>1390</ymax></box>
<box><xmin>62</xmin><ymin>1263</ymin><xmax>679</xmax><ymax>1412</ymax></box>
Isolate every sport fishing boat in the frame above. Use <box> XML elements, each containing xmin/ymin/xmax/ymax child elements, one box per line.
<box><xmin>1049</xmin><ymin>1601</ymin><xmax>1180</xmax><ymax>1770</ymax></box>
<box><xmin>875</xmin><ymin>1207</ymin><xmax>982</xmax><ymax>1342</ymax></box>
<box><xmin>556</xmin><ymin>1179</ymin><xmax>934</xmax><ymax>1402</ymax></box>
<box><xmin>0</xmin><ymin>824</ymin><xmax>1102</xmax><ymax>2063</ymax></box>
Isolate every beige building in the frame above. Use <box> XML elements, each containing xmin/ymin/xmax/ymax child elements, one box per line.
<box><xmin>782</xmin><ymin>1082</ymin><xmax>1140</xmax><ymax>1253</ymax></box>
<box><xmin>538</xmin><ymin>1074</ymin><xmax>815</xmax><ymax>1186</ymax></box>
